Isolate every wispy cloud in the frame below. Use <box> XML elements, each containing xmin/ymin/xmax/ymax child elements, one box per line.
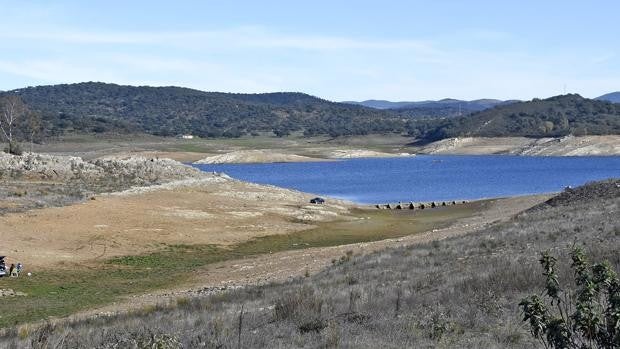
<box><xmin>1</xmin><ymin>1</ymin><xmax>619</xmax><ymax>100</ymax></box>
<box><xmin>1</xmin><ymin>24</ymin><xmax>617</xmax><ymax>100</ymax></box>
<box><xmin>0</xmin><ymin>27</ymin><xmax>440</xmax><ymax>53</ymax></box>
<box><xmin>0</xmin><ymin>55</ymin><xmax>293</xmax><ymax>94</ymax></box>
<box><xmin>0</xmin><ymin>26</ymin><xmax>446</xmax><ymax>95</ymax></box>
<box><xmin>0</xmin><ymin>59</ymin><xmax>136</xmax><ymax>86</ymax></box>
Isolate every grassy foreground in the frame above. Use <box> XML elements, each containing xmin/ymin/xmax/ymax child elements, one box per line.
<box><xmin>0</xmin><ymin>204</ymin><xmax>477</xmax><ymax>328</ymax></box>
<box><xmin>2</xmin><ymin>181</ymin><xmax>615</xmax><ymax>348</ymax></box>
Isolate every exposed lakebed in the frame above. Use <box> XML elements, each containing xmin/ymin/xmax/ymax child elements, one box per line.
<box><xmin>193</xmin><ymin>155</ymin><xmax>620</xmax><ymax>204</ymax></box>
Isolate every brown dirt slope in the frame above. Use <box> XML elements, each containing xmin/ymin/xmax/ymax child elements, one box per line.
<box><xmin>0</xmin><ymin>176</ymin><xmax>352</xmax><ymax>267</ymax></box>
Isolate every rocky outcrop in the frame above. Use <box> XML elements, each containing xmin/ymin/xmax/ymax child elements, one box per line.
<box><xmin>508</xmin><ymin>135</ymin><xmax>620</xmax><ymax>156</ymax></box>
<box><xmin>0</xmin><ymin>153</ymin><xmax>207</xmax><ymax>184</ymax></box>
<box><xmin>0</xmin><ymin>153</ymin><xmax>213</xmax><ymax>213</ymax></box>
<box><xmin>417</xmin><ymin>136</ymin><xmax>620</xmax><ymax>156</ymax></box>
<box><xmin>0</xmin><ymin>288</ymin><xmax>27</xmax><ymax>297</ymax></box>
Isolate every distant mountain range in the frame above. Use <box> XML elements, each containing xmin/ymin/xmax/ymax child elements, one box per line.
<box><xmin>596</xmin><ymin>92</ymin><xmax>620</xmax><ymax>103</ymax></box>
<box><xmin>344</xmin><ymin>98</ymin><xmax>520</xmax><ymax>119</ymax></box>
<box><xmin>342</xmin><ymin>100</ymin><xmax>413</xmax><ymax>109</ymax></box>
<box><xmin>344</xmin><ymin>98</ymin><xmax>512</xmax><ymax>110</ymax></box>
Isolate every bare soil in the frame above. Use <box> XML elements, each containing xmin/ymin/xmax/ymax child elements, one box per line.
<box><xmin>0</xmin><ymin>177</ymin><xmax>352</xmax><ymax>267</ymax></box>
<box><xmin>73</xmin><ymin>193</ymin><xmax>549</xmax><ymax>319</ymax></box>
<box><xmin>26</xmin><ymin>134</ymin><xmax>620</xmax><ymax>165</ymax></box>
<box><xmin>194</xmin><ymin>149</ymin><xmax>326</xmax><ymax>164</ymax></box>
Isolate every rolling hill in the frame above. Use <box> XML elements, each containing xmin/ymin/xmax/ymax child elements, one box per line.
<box><xmin>3</xmin><ymin>83</ymin><xmax>620</xmax><ymax>142</ymax></box>
<box><xmin>6</xmin><ymin>82</ymin><xmax>406</xmax><ymax>138</ymax></box>
<box><xmin>411</xmin><ymin>94</ymin><xmax>620</xmax><ymax>141</ymax></box>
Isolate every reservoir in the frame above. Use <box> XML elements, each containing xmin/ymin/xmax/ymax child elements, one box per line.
<box><xmin>193</xmin><ymin>155</ymin><xmax>620</xmax><ymax>204</ymax></box>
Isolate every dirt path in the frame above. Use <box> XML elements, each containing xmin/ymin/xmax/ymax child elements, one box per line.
<box><xmin>72</xmin><ymin>193</ymin><xmax>549</xmax><ymax>320</ymax></box>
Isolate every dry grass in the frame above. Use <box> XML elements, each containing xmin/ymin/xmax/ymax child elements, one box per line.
<box><xmin>1</xmin><ymin>180</ymin><xmax>617</xmax><ymax>348</ymax></box>
<box><xmin>0</xmin><ymin>201</ymin><xmax>482</xmax><ymax>329</ymax></box>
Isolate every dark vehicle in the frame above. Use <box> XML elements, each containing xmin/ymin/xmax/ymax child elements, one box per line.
<box><xmin>310</xmin><ymin>197</ymin><xmax>325</xmax><ymax>204</ymax></box>
<box><xmin>0</xmin><ymin>256</ymin><xmax>6</xmax><ymax>277</ymax></box>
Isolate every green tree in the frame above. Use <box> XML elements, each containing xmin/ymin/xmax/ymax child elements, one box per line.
<box><xmin>519</xmin><ymin>247</ymin><xmax>620</xmax><ymax>348</ymax></box>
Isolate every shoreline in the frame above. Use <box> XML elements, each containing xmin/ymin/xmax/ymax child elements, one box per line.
<box><xmin>0</xmin><ymin>149</ymin><xmax>552</xmax><ymax>328</ymax></box>
<box><xmin>29</xmin><ymin>134</ymin><xmax>620</xmax><ymax>163</ymax></box>
<box><xmin>0</xmin><ymin>149</ymin><xmax>615</xmax><ymax>330</ymax></box>
<box><xmin>191</xmin><ymin>157</ymin><xmax>617</xmax><ymax>207</ymax></box>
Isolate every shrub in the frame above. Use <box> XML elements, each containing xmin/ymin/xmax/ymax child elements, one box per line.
<box><xmin>519</xmin><ymin>247</ymin><xmax>620</xmax><ymax>348</ymax></box>
<box><xmin>4</xmin><ymin>142</ymin><xmax>23</xmax><ymax>155</ymax></box>
<box><xmin>274</xmin><ymin>286</ymin><xmax>327</xmax><ymax>333</ymax></box>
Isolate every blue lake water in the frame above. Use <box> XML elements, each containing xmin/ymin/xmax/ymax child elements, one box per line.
<box><xmin>193</xmin><ymin>155</ymin><xmax>620</xmax><ymax>204</ymax></box>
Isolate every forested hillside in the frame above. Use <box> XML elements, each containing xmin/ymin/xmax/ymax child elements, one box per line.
<box><xmin>7</xmin><ymin>82</ymin><xmax>406</xmax><ymax>138</ymax></box>
<box><xmin>409</xmin><ymin>94</ymin><xmax>620</xmax><ymax>141</ymax></box>
<box><xmin>3</xmin><ymin>84</ymin><xmax>620</xmax><ymax>141</ymax></box>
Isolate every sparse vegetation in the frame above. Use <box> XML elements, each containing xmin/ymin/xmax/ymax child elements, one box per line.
<box><xmin>0</xmin><ymin>204</ymin><xmax>476</xmax><ymax>329</ymax></box>
<box><xmin>1</xmin><ymin>179</ymin><xmax>617</xmax><ymax>348</ymax></box>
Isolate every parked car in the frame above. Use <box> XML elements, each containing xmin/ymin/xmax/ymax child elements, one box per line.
<box><xmin>310</xmin><ymin>197</ymin><xmax>325</xmax><ymax>204</ymax></box>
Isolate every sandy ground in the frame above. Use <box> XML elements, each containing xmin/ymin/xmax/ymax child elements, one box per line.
<box><xmin>30</xmin><ymin>134</ymin><xmax>415</xmax><ymax>161</ymax></box>
<box><xmin>30</xmin><ymin>134</ymin><xmax>620</xmax><ymax>165</ymax></box>
<box><xmin>74</xmin><ymin>193</ymin><xmax>550</xmax><ymax>319</ymax></box>
<box><xmin>324</xmin><ymin>149</ymin><xmax>412</xmax><ymax>159</ymax></box>
<box><xmin>193</xmin><ymin>149</ymin><xmax>326</xmax><ymax>164</ymax></box>
<box><xmin>192</xmin><ymin>149</ymin><xmax>413</xmax><ymax>164</ymax></box>
<box><xmin>0</xmin><ymin>177</ymin><xmax>352</xmax><ymax>267</ymax></box>
<box><xmin>112</xmin><ymin>135</ymin><xmax>620</xmax><ymax>162</ymax></box>
<box><xmin>416</xmin><ymin>135</ymin><xmax>620</xmax><ymax>156</ymax></box>
<box><xmin>104</xmin><ymin>151</ymin><xmax>212</xmax><ymax>163</ymax></box>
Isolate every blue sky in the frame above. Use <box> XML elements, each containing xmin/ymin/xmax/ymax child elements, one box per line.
<box><xmin>0</xmin><ymin>1</ymin><xmax>618</xmax><ymax>101</ymax></box>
